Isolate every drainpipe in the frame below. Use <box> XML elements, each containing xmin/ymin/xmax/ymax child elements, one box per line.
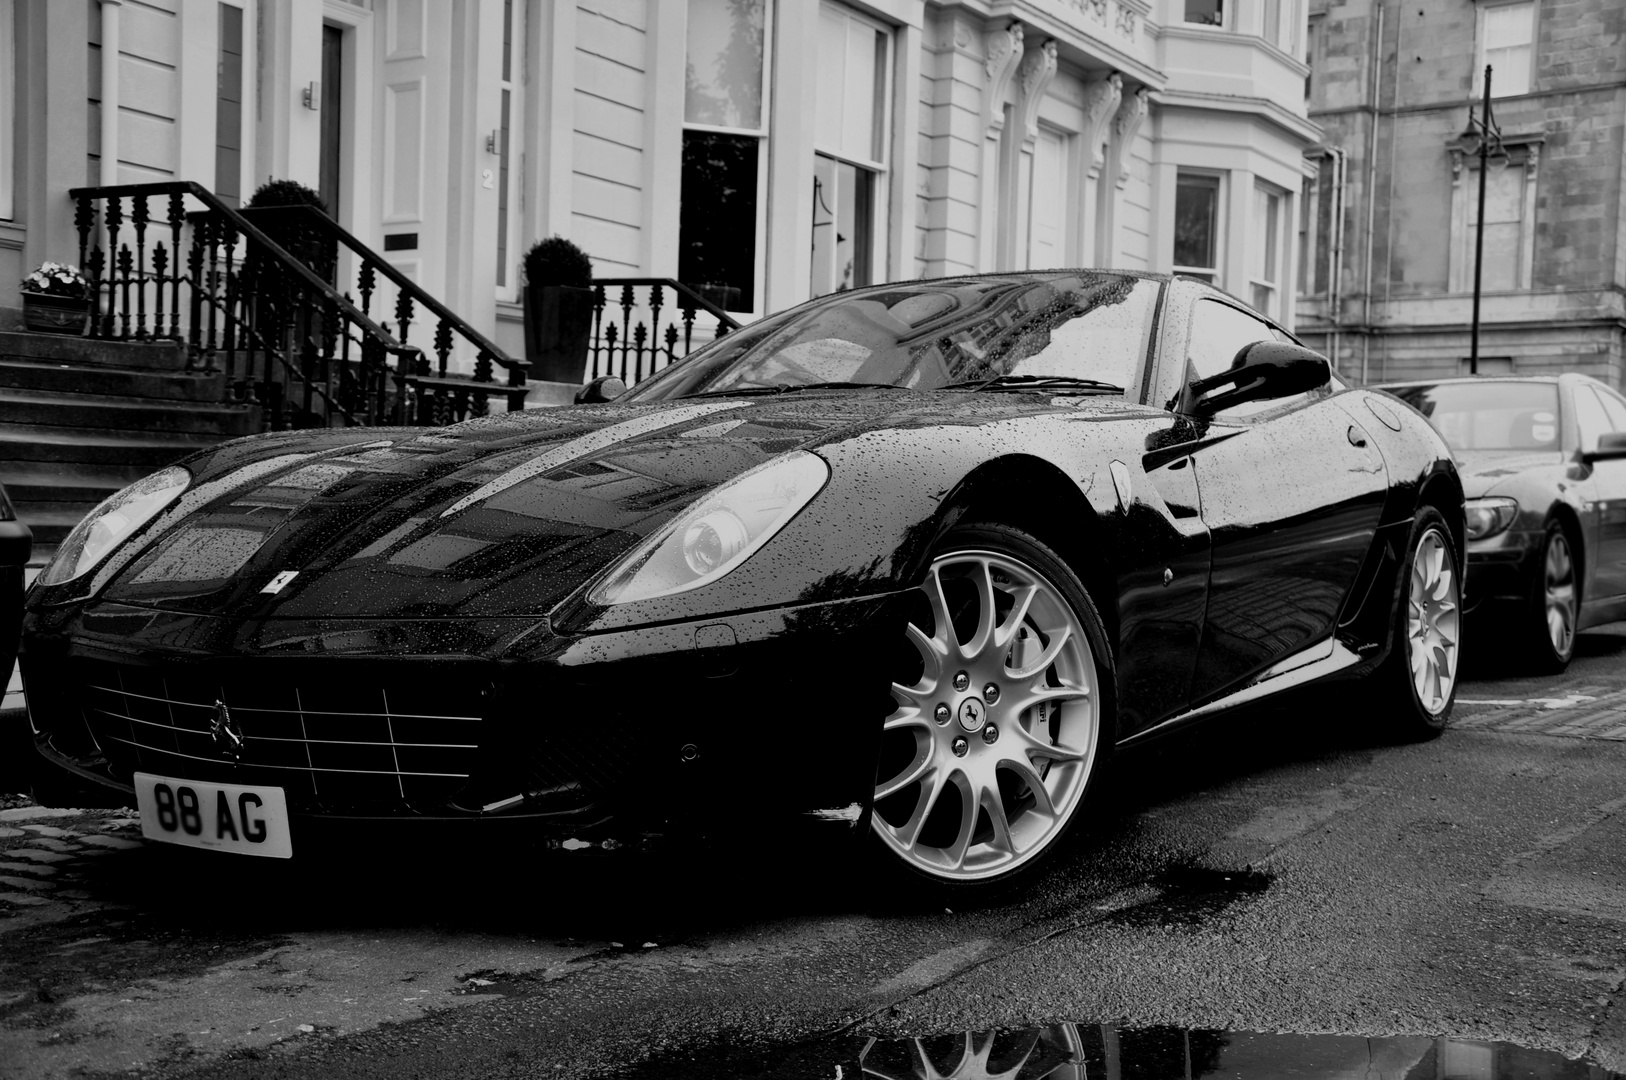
<box><xmin>1360</xmin><ymin>1</ymin><xmax>1382</xmax><ymax>385</ymax></box>
<box><xmin>1326</xmin><ymin>146</ymin><xmax>1347</xmax><ymax>372</ymax></box>
<box><xmin>98</xmin><ymin>0</ymin><xmax>121</xmax><ymax>187</ymax></box>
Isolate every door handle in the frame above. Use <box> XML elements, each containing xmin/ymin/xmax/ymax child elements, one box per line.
<box><xmin>1347</xmin><ymin>425</ymin><xmax>1368</xmax><ymax>448</ymax></box>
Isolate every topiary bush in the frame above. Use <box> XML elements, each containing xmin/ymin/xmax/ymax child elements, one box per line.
<box><xmin>245</xmin><ymin>178</ymin><xmax>329</xmax><ymax>215</ymax></box>
<box><xmin>523</xmin><ymin>236</ymin><xmax>594</xmax><ymax>290</ymax></box>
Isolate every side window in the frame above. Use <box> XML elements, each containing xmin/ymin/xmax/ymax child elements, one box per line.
<box><xmin>1186</xmin><ymin>299</ymin><xmax>1276</xmax><ymax>384</ymax></box>
<box><xmin>1572</xmin><ymin>387</ymin><xmax>1612</xmax><ymax>454</ymax></box>
<box><xmin>1596</xmin><ymin>386</ymin><xmax>1626</xmax><ymax>432</ymax></box>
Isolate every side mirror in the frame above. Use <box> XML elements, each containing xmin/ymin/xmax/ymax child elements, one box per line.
<box><xmin>1187</xmin><ymin>341</ymin><xmax>1330</xmax><ymax>418</ymax></box>
<box><xmin>1582</xmin><ymin>431</ymin><xmax>1626</xmax><ymax>464</ymax></box>
<box><xmin>574</xmin><ymin>375</ymin><xmax>627</xmax><ymax>405</ymax></box>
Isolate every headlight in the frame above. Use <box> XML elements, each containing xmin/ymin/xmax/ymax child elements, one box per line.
<box><xmin>38</xmin><ymin>466</ymin><xmax>191</xmax><ymax>586</ymax></box>
<box><xmin>1464</xmin><ymin>497</ymin><xmax>1519</xmax><ymax>541</ymax></box>
<box><xmin>589</xmin><ymin>451</ymin><xmax>830</xmax><ymax>606</ymax></box>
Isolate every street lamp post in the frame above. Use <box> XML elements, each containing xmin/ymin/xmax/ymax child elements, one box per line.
<box><xmin>1461</xmin><ymin>64</ymin><xmax>1505</xmax><ymax>376</ymax></box>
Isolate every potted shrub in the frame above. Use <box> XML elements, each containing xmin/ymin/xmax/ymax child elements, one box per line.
<box><xmin>19</xmin><ymin>262</ymin><xmax>92</xmax><ymax>334</ymax></box>
<box><xmin>523</xmin><ymin>236</ymin><xmax>595</xmax><ymax>384</ymax></box>
<box><xmin>241</xmin><ymin>178</ymin><xmax>335</xmax><ymax>282</ymax></box>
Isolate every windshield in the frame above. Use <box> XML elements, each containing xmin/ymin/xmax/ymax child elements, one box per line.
<box><xmin>622</xmin><ymin>273</ymin><xmax>1162</xmax><ymax>402</ymax></box>
<box><xmin>1386</xmin><ymin>381</ymin><xmax>1561</xmax><ymax>452</ymax></box>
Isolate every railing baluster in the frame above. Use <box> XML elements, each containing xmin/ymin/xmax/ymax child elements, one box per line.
<box><xmin>116</xmin><ymin>245</ymin><xmax>133</xmax><ymax>339</ymax></box>
<box><xmin>395</xmin><ymin>290</ymin><xmax>414</xmax><ymax>349</ymax></box>
<box><xmin>664</xmin><ymin>324</ymin><xmax>680</xmax><ymax>372</ymax></box>
<box><xmin>203</xmin><ymin>215</ymin><xmax>222</xmax><ymax>372</ymax></box>
<box><xmin>618</xmin><ymin>284</ymin><xmax>634</xmax><ymax>384</ymax></box>
<box><xmin>85</xmin><ymin>247</ymin><xmax>106</xmax><ymax>341</ymax></box>
<box><xmin>131</xmin><ymin>195</ymin><xmax>149</xmax><ymax>339</ymax></box>
<box><xmin>434</xmin><ymin>318</ymin><xmax>452</xmax><ymax>379</ymax></box>
<box><xmin>152</xmin><ymin>243</ymin><xmax>168</xmax><ymax>347</ymax></box>
<box><xmin>605</xmin><ymin>323</ymin><xmax>620</xmax><ymax>383</ymax></box>
<box><xmin>590</xmin><ymin>284</ymin><xmax>607</xmax><ymax>379</ymax></box>
<box><xmin>103</xmin><ymin>195</ymin><xmax>123</xmax><ymax>336</ymax></box>
<box><xmin>186</xmin><ymin>226</ymin><xmax>204</xmax><ymax>368</ymax></box>
<box><xmin>646</xmin><ymin>284</ymin><xmax>665</xmax><ymax>380</ymax></box>
<box><xmin>631</xmin><ymin>322</ymin><xmax>647</xmax><ymax>385</ymax></box>
<box><xmin>357</xmin><ymin>260</ymin><xmax>375</xmax><ymax>320</ymax></box>
<box><xmin>74</xmin><ymin>194</ymin><xmax>93</xmax><ymax>275</ymax></box>
<box><xmin>167</xmin><ymin>192</ymin><xmax>184</xmax><ymax>339</ymax></box>
<box><xmin>219</xmin><ymin>221</ymin><xmax>239</xmax><ymax>351</ymax></box>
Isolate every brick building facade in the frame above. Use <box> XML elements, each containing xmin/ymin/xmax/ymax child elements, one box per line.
<box><xmin>1296</xmin><ymin>0</ymin><xmax>1625</xmax><ymax>387</ymax></box>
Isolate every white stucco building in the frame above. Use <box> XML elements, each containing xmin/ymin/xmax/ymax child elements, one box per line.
<box><xmin>0</xmin><ymin>0</ymin><xmax>1321</xmax><ymax>367</ymax></box>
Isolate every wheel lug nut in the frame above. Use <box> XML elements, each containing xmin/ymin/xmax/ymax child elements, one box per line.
<box><xmin>982</xmin><ymin>725</ymin><xmax>999</xmax><ymax>745</ymax></box>
<box><xmin>934</xmin><ymin>703</ymin><xmax>951</xmax><ymax>725</ymax></box>
<box><xmin>952</xmin><ymin>736</ymin><xmax>969</xmax><ymax>757</ymax></box>
<box><xmin>983</xmin><ymin>683</ymin><xmax>1000</xmax><ymax>704</ymax></box>
<box><xmin>953</xmin><ymin>671</ymin><xmax>970</xmax><ymax>692</ymax></box>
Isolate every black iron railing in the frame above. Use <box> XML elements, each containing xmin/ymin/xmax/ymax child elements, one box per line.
<box><xmin>67</xmin><ymin>183</ymin><xmax>528</xmax><ymax>429</ymax></box>
<box><xmin>243</xmin><ymin>204</ymin><xmax>527</xmax><ymax>423</ymax></box>
<box><xmin>588</xmin><ymin>279</ymin><xmax>739</xmax><ymax>386</ymax></box>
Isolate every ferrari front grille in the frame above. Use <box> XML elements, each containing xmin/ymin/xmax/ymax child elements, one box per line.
<box><xmin>73</xmin><ymin>660</ymin><xmax>482</xmax><ymax>813</ymax></box>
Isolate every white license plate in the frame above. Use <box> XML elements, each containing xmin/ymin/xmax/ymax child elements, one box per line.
<box><xmin>133</xmin><ymin>772</ymin><xmax>293</xmax><ymax>859</ymax></box>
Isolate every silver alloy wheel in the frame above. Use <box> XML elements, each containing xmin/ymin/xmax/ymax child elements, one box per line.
<box><xmin>859</xmin><ymin>1025</ymin><xmax>1086</xmax><ymax>1080</ymax></box>
<box><xmin>873</xmin><ymin>549</ymin><xmax>1099</xmax><ymax>882</ymax></box>
<box><xmin>1543</xmin><ymin>527</ymin><xmax>1577</xmax><ymax>659</ymax></box>
<box><xmin>1406</xmin><ymin>527</ymin><xmax>1460</xmax><ymax>715</ymax></box>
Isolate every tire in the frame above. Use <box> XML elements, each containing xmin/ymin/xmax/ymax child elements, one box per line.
<box><xmin>1372</xmin><ymin>506</ymin><xmax>1462</xmax><ymax>741</ymax></box>
<box><xmin>869</xmin><ymin>523</ymin><xmax>1114</xmax><ymax>899</ymax></box>
<box><xmin>1525</xmin><ymin>519</ymin><xmax>1577</xmax><ymax>674</ymax></box>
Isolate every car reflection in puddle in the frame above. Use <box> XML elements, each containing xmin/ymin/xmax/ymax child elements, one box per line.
<box><xmin>857</xmin><ymin>1026</ymin><xmax>1617</xmax><ymax>1080</ymax></box>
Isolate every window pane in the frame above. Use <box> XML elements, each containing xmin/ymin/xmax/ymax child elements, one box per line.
<box><xmin>1264</xmin><ymin>0</ymin><xmax>1280</xmax><ymax>45</ymax></box>
<box><xmin>811</xmin><ymin>155</ymin><xmax>874</xmax><ymax>296</ymax></box>
<box><xmin>1252</xmin><ymin>187</ymin><xmax>1279</xmax><ymax>283</ymax></box>
<box><xmin>1575</xmin><ymin>388</ymin><xmax>1612</xmax><ymax>453</ymax></box>
<box><xmin>1174</xmin><ymin>176</ymin><xmax>1219</xmax><ymax>271</ymax></box>
<box><xmin>1185</xmin><ymin>0</ymin><xmax>1223</xmax><ymax>25</ymax></box>
<box><xmin>1187</xmin><ymin>300</ymin><xmax>1276</xmax><ymax>384</ymax></box>
<box><xmin>624</xmin><ymin>273</ymin><xmax>1160</xmax><ymax>400</ymax></box>
<box><xmin>1385</xmin><ymin>381</ymin><xmax>1559</xmax><ymax>452</ymax></box>
<box><xmin>679</xmin><ymin>132</ymin><xmax>759</xmax><ymax>311</ymax></box>
<box><xmin>1250</xmin><ymin>283</ymin><xmax>1274</xmax><ymax>315</ymax></box>
<box><xmin>685</xmin><ymin>0</ymin><xmax>765</xmax><ymax>129</ymax></box>
<box><xmin>816</xmin><ymin>8</ymin><xmax>885</xmax><ymax>163</ymax></box>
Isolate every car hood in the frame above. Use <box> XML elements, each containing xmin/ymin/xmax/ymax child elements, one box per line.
<box><xmin>83</xmin><ymin>390</ymin><xmax>1130</xmax><ymax>620</ymax></box>
<box><xmin>1452</xmin><ymin>448</ymin><xmax>1568</xmax><ymax>499</ymax></box>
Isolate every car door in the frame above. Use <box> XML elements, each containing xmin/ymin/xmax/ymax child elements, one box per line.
<box><xmin>1163</xmin><ymin>297</ymin><xmax>1390</xmax><ymax>705</ymax></box>
<box><xmin>1579</xmin><ymin>383</ymin><xmax>1626</xmax><ymax>602</ymax></box>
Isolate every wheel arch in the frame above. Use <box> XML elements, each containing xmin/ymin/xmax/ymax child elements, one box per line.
<box><xmin>922</xmin><ymin>455</ymin><xmax>1120</xmax><ymax>650</ymax></box>
<box><xmin>1415</xmin><ymin>467</ymin><xmax>1466</xmax><ymax>559</ymax></box>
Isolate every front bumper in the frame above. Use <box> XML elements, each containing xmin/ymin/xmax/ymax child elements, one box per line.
<box><xmin>20</xmin><ymin>592</ymin><xmax>903</xmax><ymax>842</ymax></box>
<box><xmin>1463</xmin><ymin>527</ymin><xmax>1542</xmax><ymax>613</ymax></box>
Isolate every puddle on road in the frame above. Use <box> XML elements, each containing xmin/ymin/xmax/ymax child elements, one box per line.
<box><xmin>608</xmin><ymin>1024</ymin><xmax>1621</xmax><ymax>1080</ymax></box>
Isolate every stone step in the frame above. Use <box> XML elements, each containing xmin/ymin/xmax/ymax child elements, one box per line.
<box><xmin>0</xmin><ymin>357</ymin><xmax>226</xmax><ymax>402</ymax></box>
<box><xmin>0</xmin><ymin>330</ymin><xmax>189</xmax><ymax>371</ymax></box>
<box><xmin>0</xmin><ymin>423</ymin><xmax>218</xmax><ymax>467</ymax></box>
<box><xmin>0</xmin><ymin>462</ymin><xmax>154</xmax><ymax>494</ymax></box>
<box><xmin>9</xmin><ymin>506</ymin><xmax>91</xmax><ymax>546</ymax></box>
<box><xmin>0</xmin><ymin>388</ymin><xmax>261</xmax><ymax>437</ymax></box>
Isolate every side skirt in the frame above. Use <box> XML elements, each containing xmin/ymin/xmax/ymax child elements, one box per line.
<box><xmin>1116</xmin><ymin>638</ymin><xmax>1364</xmax><ymax>748</ymax></box>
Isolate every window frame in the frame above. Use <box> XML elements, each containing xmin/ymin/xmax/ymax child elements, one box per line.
<box><xmin>1448</xmin><ymin>138</ymin><xmax>1538</xmax><ymax>294</ymax></box>
<box><xmin>809</xmin><ymin>1</ymin><xmax>894</xmax><ymax>300</ymax></box>
<box><xmin>1249</xmin><ymin>182</ymin><xmax>1284</xmax><ymax>320</ymax></box>
<box><xmin>0</xmin><ymin>0</ymin><xmax>13</xmax><ymax>221</ymax></box>
<box><xmin>679</xmin><ymin>0</ymin><xmax>774</xmax><ymax>318</ymax></box>
<box><xmin>1172</xmin><ymin>170</ymin><xmax>1224</xmax><ymax>284</ymax></box>
<box><xmin>1473</xmin><ymin>0</ymin><xmax>1536</xmax><ymax>99</ymax></box>
<box><xmin>1183</xmin><ymin>0</ymin><xmax>1226</xmax><ymax>30</ymax></box>
<box><xmin>493</xmin><ymin>0</ymin><xmax>522</xmax><ymax>302</ymax></box>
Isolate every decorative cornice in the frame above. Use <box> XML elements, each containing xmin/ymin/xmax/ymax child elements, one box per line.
<box><xmin>1112</xmin><ymin>86</ymin><xmax>1151</xmax><ymax>183</ymax></box>
<box><xmin>983</xmin><ymin>24</ymin><xmax>1026</xmax><ymax>134</ymax></box>
<box><xmin>1015</xmin><ymin>41</ymin><xmax>1059</xmax><ymax>141</ymax></box>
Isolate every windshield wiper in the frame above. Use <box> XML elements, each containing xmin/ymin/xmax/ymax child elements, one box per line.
<box><xmin>685</xmin><ymin>381</ymin><xmax>909</xmax><ymax>398</ymax></box>
<box><xmin>943</xmin><ymin>374</ymin><xmax>1125</xmax><ymax>394</ymax></box>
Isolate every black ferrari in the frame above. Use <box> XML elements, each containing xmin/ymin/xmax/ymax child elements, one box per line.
<box><xmin>20</xmin><ymin>271</ymin><xmax>1462</xmax><ymax>895</ymax></box>
<box><xmin>1380</xmin><ymin>374</ymin><xmax>1626</xmax><ymax>672</ymax></box>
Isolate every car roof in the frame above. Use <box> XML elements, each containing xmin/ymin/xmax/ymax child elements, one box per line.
<box><xmin>1376</xmin><ymin>373</ymin><xmax>1608</xmax><ymax>390</ymax></box>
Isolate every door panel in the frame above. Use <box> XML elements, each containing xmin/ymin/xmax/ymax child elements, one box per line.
<box><xmin>1186</xmin><ymin>400</ymin><xmax>1389</xmax><ymax>702</ymax></box>
<box><xmin>1583</xmin><ymin>386</ymin><xmax>1626</xmax><ymax>601</ymax></box>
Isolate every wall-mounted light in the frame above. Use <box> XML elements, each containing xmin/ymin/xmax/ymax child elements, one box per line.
<box><xmin>303</xmin><ymin>81</ymin><xmax>321</xmax><ymax>111</ymax></box>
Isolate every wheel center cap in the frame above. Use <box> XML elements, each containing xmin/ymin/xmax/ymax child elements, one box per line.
<box><xmin>957</xmin><ymin>698</ymin><xmax>987</xmax><ymax>732</ymax></box>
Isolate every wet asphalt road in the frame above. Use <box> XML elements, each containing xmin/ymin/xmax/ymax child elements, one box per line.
<box><xmin>3</xmin><ymin>628</ymin><xmax>1626</xmax><ymax>1079</ymax></box>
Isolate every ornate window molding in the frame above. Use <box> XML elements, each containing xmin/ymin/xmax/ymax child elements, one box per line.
<box><xmin>1447</xmin><ymin>135</ymin><xmax>1541</xmax><ymax>293</ymax></box>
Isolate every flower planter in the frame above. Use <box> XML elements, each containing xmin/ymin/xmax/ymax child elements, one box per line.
<box><xmin>20</xmin><ymin>292</ymin><xmax>91</xmax><ymax>335</ymax></box>
<box><xmin>523</xmin><ymin>285</ymin><xmax>595</xmax><ymax>384</ymax></box>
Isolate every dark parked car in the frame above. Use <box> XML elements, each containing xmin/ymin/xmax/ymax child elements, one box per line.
<box><xmin>22</xmin><ymin>271</ymin><xmax>1461</xmax><ymax>896</ymax></box>
<box><xmin>1</xmin><ymin>482</ymin><xmax>30</xmax><ymax>698</ymax></box>
<box><xmin>1380</xmin><ymin>374</ymin><xmax>1626</xmax><ymax>672</ymax></box>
